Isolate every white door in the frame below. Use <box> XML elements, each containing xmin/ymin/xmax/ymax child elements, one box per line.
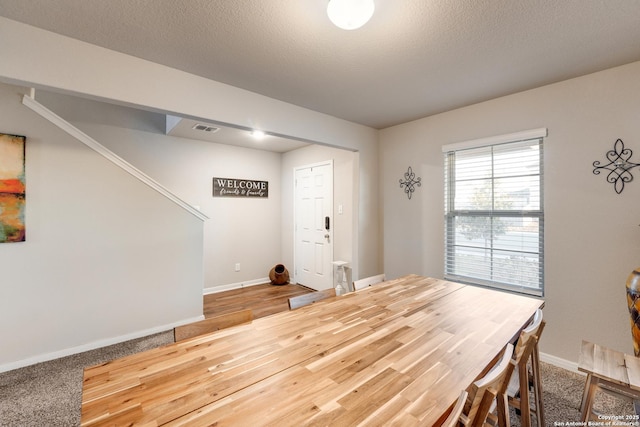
<box><xmin>294</xmin><ymin>161</ymin><xmax>333</xmax><ymax>290</ymax></box>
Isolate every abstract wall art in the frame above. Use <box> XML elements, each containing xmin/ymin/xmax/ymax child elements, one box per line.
<box><xmin>0</xmin><ymin>133</ymin><xmax>26</xmax><ymax>242</ymax></box>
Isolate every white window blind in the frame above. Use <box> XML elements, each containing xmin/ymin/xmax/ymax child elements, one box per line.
<box><xmin>443</xmin><ymin>131</ymin><xmax>545</xmax><ymax>296</ymax></box>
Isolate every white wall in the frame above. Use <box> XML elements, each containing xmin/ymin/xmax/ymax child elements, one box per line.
<box><xmin>75</xmin><ymin>122</ymin><xmax>283</xmax><ymax>291</ymax></box>
<box><xmin>0</xmin><ymin>16</ymin><xmax>381</xmax><ymax>283</ymax></box>
<box><xmin>0</xmin><ymin>83</ymin><xmax>205</xmax><ymax>371</ymax></box>
<box><xmin>35</xmin><ymin>91</ymin><xmax>359</xmax><ymax>291</ymax></box>
<box><xmin>0</xmin><ymin>18</ymin><xmax>380</xmax><ymax>371</ymax></box>
<box><xmin>380</xmin><ymin>61</ymin><xmax>640</xmax><ymax>364</ymax></box>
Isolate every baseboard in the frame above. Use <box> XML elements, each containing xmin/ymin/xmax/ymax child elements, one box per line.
<box><xmin>170</xmin><ymin>315</ymin><xmax>206</xmax><ymax>327</ymax></box>
<box><xmin>539</xmin><ymin>351</ymin><xmax>583</xmax><ymax>375</ymax></box>
<box><xmin>0</xmin><ymin>315</ymin><xmax>204</xmax><ymax>373</ymax></box>
<box><xmin>204</xmin><ymin>277</ymin><xmax>270</xmax><ymax>295</ymax></box>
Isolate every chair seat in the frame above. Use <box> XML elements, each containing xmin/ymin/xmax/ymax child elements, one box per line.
<box><xmin>579</xmin><ymin>340</ymin><xmax>640</xmax><ymax>390</ymax></box>
<box><xmin>579</xmin><ymin>340</ymin><xmax>640</xmax><ymax>421</ymax></box>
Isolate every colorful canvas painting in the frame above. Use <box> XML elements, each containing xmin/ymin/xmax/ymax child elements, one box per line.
<box><xmin>0</xmin><ymin>133</ymin><xmax>26</xmax><ymax>242</ymax></box>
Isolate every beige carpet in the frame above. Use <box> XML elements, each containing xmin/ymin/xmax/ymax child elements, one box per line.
<box><xmin>0</xmin><ymin>334</ymin><xmax>635</xmax><ymax>426</ymax></box>
<box><xmin>0</xmin><ymin>331</ymin><xmax>174</xmax><ymax>426</ymax></box>
<box><xmin>515</xmin><ymin>362</ymin><xmax>634</xmax><ymax>426</ymax></box>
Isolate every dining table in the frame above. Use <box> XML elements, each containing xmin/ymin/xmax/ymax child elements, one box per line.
<box><xmin>80</xmin><ymin>274</ymin><xmax>544</xmax><ymax>426</ymax></box>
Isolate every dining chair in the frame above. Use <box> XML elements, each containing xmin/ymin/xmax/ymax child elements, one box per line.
<box><xmin>506</xmin><ymin>309</ymin><xmax>546</xmax><ymax>427</ymax></box>
<box><xmin>287</xmin><ymin>288</ymin><xmax>336</xmax><ymax>310</ymax></box>
<box><xmin>353</xmin><ymin>273</ymin><xmax>386</xmax><ymax>291</ymax></box>
<box><xmin>460</xmin><ymin>343</ymin><xmax>515</xmax><ymax>427</ymax></box>
<box><xmin>173</xmin><ymin>309</ymin><xmax>253</xmax><ymax>342</ymax></box>
<box><xmin>442</xmin><ymin>390</ymin><xmax>468</xmax><ymax>427</ymax></box>
<box><xmin>578</xmin><ymin>340</ymin><xmax>640</xmax><ymax>422</ymax></box>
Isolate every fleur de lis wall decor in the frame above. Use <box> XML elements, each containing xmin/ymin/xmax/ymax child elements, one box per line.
<box><xmin>399</xmin><ymin>166</ymin><xmax>421</xmax><ymax>199</ymax></box>
<box><xmin>593</xmin><ymin>139</ymin><xmax>640</xmax><ymax>194</ymax></box>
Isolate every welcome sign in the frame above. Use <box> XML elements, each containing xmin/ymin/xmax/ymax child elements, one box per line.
<box><xmin>213</xmin><ymin>177</ymin><xmax>269</xmax><ymax>198</ymax></box>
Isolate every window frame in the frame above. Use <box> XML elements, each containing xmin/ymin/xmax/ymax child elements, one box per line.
<box><xmin>442</xmin><ymin>129</ymin><xmax>546</xmax><ymax>297</ymax></box>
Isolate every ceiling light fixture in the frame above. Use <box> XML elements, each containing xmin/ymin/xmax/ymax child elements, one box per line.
<box><xmin>327</xmin><ymin>0</ymin><xmax>375</xmax><ymax>30</ymax></box>
<box><xmin>251</xmin><ymin>130</ymin><xmax>266</xmax><ymax>139</ymax></box>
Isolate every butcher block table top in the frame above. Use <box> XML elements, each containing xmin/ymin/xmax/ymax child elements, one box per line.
<box><xmin>80</xmin><ymin>274</ymin><xmax>544</xmax><ymax>426</ymax></box>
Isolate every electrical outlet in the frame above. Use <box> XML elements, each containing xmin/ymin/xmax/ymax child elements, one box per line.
<box><xmin>235</xmin><ymin>263</ymin><xmax>240</xmax><ymax>272</ymax></box>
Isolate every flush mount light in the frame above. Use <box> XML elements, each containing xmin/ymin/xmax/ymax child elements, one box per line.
<box><xmin>327</xmin><ymin>0</ymin><xmax>375</xmax><ymax>30</ymax></box>
<box><xmin>251</xmin><ymin>130</ymin><xmax>266</xmax><ymax>139</ymax></box>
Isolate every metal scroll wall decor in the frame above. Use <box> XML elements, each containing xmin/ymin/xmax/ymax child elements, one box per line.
<box><xmin>593</xmin><ymin>139</ymin><xmax>640</xmax><ymax>194</ymax></box>
<box><xmin>399</xmin><ymin>166</ymin><xmax>421</xmax><ymax>199</ymax></box>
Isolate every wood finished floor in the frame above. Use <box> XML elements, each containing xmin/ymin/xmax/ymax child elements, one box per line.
<box><xmin>203</xmin><ymin>282</ymin><xmax>313</xmax><ymax>319</ymax></box>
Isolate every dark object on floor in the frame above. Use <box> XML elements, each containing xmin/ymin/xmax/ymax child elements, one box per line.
<box><xmin>269</xmin><ymin>264</ymin><xmax>290</xmax><ymax>285</ymax></box>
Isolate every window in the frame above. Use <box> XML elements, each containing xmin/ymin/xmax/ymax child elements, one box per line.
<box><xmin>443</xmin><ymin>129</ymin><xmax>545</xmax><ymax>296</ymax></box>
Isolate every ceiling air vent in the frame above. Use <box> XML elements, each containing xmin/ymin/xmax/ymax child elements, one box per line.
<box><xmin>192</xmin><ymin>124</ymin><xmax>220</xmax><ymax>133</ymax></box>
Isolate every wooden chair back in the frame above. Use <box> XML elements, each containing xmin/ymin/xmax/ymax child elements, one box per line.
<box><xmin>442</xmin><ymin>390</ymin><xmax>468</xmax><ymax>427</ymax></box>
<box><xmin>514</xmin><ymin>309</ymin><xmax>545</xmax><ymax>362</ymax></box>
<box><xmin>174</xmin><ymin>309</ymin><xmax>253</xmax><ymax>342</ymax></box>
<box><xmin>288</xmin><ymin>288</ymin><xmax>336</xmax><ymax>310</ymax></box>
<box><xmin>353</xmin><ymin>273</ymin><xmax>386</xmax><ymax>291</ymax></box>
<box><xmin>461</xmin><ymin>343</ymin><xmax>515</xmax><ymax>427</ymax></box>
<box><xmin>507</xmin><ymin>309</ymin><xmax>546</xmax><ymax>427</ymax></box>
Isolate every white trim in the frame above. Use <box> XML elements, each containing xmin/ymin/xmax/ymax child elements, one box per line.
<box><xmin>441</xmin><ymin>128</ymin><xmax>548</xmax><ymax>152</ymax></box>
<box><xmin>293</xmin><ymin>160</ymin><xmax>334</xmax><ymax>289</ymax></box>
<box><xmin>172</xmin><ymin>315</ymin><xmax>206</xmax><ymax>326</ymax></box>
<box><xmin>293</xmin><ymin>159</ymin><xmax>335</xmax><ymax>171</ymax></box>
<box><xmin>0</xmin><ymin>315</ymin><xmax>204</xmax><ymax>373</ymax></box>
<box><xmin>540</xmin><ymin>351</ymin><xmax>583</xmax><ymax>375</ymax></box>
<box><xmin>22</xmin><ymin>93</ymin><xmax>209</xmax><ymax>222</ymax></box>
<box><xmin>204</xmin><ymin>277</ymin><xmax>271</xmax><ymax>295</ymax></box>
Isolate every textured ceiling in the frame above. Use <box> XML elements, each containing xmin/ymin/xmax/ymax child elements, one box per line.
<box><xmin>1</xmin><ymin>0</ymin><xmax>640</xmax><ymax>129</ymax></box>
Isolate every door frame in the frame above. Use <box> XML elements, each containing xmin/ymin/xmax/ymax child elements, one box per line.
<box><xmin>293</xmin><ymin>160</ymin><xmax>334</xmax><ymax>288</ymax></box>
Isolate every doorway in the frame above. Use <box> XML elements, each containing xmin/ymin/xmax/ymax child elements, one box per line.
<box><xmin>294</xmin><ymin>161</ymin><xmax>333</xmax><ymax>290</ymax></box>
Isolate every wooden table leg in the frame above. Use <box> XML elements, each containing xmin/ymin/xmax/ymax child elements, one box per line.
<box><xmin>580</xmin><ymin>374</ymin><xmax>599</xmax><ymax>422</ymax></box>
<box><xmin>579</xmin><ymin>373</ymin><xmax>590</xmax><ymax>414</ymax></box>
